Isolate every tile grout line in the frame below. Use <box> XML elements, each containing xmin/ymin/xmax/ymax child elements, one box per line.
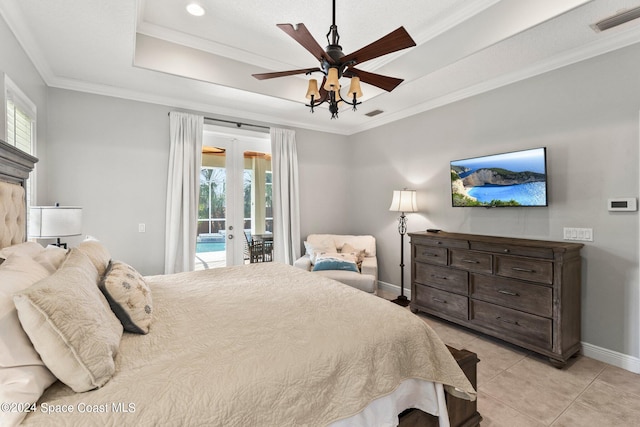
<box><xmin>547</xmin><ymin>363</ymin><xmax>608</xmax><ymax>426</ymax></box>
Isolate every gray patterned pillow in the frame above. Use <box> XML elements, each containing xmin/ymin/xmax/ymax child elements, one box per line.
<box><xmin>99</xmin><ymin>261</ymin><xmax>153</xmax><ymax>334</ymax></box>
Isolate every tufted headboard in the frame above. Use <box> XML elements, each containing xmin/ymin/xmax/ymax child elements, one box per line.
<box><xmin>0</xmin><ymin>138</ymin><xmax>38</xmax><ymax>249</ymax></box>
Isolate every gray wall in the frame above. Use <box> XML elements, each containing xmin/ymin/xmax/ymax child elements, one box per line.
<box><xmin>44</xmin><ymin>89</ymin><xmax>351</xmax><ymax>274</ymax></box>
<box><xmin>0</xmin><ymin>14</ymin><xmax>49</xmax><ymax>197</ymax></box>
<box><xmin>348</xmin><ymin>43</ymin><xmax>640</xmax><ymax>359</ymax></box>
<box><xmin>46</xmin><ymin>89</ymin><xmax>170</xmax><ymax>275</ymax></box>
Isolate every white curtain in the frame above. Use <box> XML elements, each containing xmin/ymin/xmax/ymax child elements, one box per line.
<box><xmin>164</xmin><ymin>112</ymin><xmax>204</xmax><ymax>273</ymax></box>
<box><xmin>270</xmin><ymin>128</ymin><xmax>301</xmax><ymax>264</ymax></box>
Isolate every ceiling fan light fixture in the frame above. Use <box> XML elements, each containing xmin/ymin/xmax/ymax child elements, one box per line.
<box><xmin>305</xmin><ymin>79</ymin><xmax>320</xmax><ymax>99</ymax></box>
<box><xmin>323</xmin><ymin>68</ymin><xmax>340</xmax><ymax>91</ymax></box>
<box><xmin>186</xmin><ymin>3</ymin><xmax>205</xmax><ymax>17</ymax></box>
<box><xmin>348</xmin><ymin>76</ymin><xmax>363</xmax><ymax>99</ymax></box>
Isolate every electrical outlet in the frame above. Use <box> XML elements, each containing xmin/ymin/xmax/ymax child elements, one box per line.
<box><xmin>138</xmin><ymin>223</ymin><xmax>146</xmax><ymax>233</ymax></box>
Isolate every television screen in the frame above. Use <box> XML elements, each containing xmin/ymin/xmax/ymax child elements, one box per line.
<box><xmin>450</xmin><ymin>147</ymin><xmax>548</xmax><ymax>207</ymax></box>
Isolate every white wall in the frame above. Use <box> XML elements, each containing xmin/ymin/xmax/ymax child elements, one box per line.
<box><xmin>348</xmin><ymin>43</ymin><xmax>640</xmax><ymax>361</ymax></box>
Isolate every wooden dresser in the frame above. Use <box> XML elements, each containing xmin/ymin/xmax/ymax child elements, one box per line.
<box><xmin>409</xmin><ymin>231</ymin><xmax>583</xmax><ymax>367</ymax></box>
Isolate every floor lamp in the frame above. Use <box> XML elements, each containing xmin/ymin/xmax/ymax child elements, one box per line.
<box><xmin>389</xmin><ymin>189</ymin><xmax>418</xmax><ymax>307</ymax></box>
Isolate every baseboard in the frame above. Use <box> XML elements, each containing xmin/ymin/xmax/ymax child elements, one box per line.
<box><xmin>380</xmin><ymin>280</ymin><xmax>640</xmax><ymax>374</ymax></box>
<box><xmin>581</xmin><ymin>342</ymin><xmax>640</xmax><ymax>373</ymax></box>
<box><xmin>377</xmin><ymin>280</ymin><xmax>411</xmax><ymax>299</ymax></box>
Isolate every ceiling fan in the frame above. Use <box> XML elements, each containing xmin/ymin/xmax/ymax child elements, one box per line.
<box><xmin>252</xmin><ymin>0</ymin><xmax>416</xmax><ymax>118</ymax></box>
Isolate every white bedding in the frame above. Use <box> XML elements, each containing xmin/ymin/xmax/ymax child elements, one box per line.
<box><xmin>21</xmin><ymin>262</ymin><xmax>475</xmax><ymax>426</ymax></box>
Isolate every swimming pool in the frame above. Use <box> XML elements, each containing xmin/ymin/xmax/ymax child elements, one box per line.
<box><xmin>196</xmin><ymin>241</ymin><xmax>226</xmax><ymax>253</ymax></box>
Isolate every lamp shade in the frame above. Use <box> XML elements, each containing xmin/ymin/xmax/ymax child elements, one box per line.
<box><xmin>347</xmin><ymin>76</ymin><xmax>363</xmax><ymax>99</ymax></box>
<box><xmin>305</xmin><ymin>79</ymin><xmax>320</xmax><ymax>99</ymax></box>
<box><xmin>389</xmin><ymin>190</ymin><xmax>418</xmax><ymax>213</ymax></box>
<box><xmin>323</xmin><ymin>67</ymin><xmax>340</xmax><ymax>91</ymax></box>
<box><xmin>29</xmin><ymin>206</ymin><xmax>83</xmax><ymax>238</ymax></box>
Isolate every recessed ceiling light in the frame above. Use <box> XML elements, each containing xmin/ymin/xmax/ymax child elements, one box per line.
<box><xmin>186</xmin><ymin>3</ymin><xmax>205</xmax><ymax>17</ymax></box>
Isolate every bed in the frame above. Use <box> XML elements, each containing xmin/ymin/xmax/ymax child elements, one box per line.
<box><xmin>0</xmin><ymin>139</ymin><xmax>476</xmax><ymax>427</ymax></box>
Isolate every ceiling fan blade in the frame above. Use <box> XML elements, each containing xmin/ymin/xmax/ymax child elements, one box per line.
<box><xmin>348</xmin><ymin>68</ymin><xmax>404</xmax><ymax>92</ymax></box>
<box><xmin>342</xmin><ymin>27</ymin><xmax>416</xmax><ymax>65</ymax></box>
<box><xmin>253</xmin><ymin>67</ymin><xmax>320</xmax><ymax>80</ymax></box>
<box><xmin>277</xmin><ymin>23</ymin><xmax>334</xmax><ymax>64</ymax></box>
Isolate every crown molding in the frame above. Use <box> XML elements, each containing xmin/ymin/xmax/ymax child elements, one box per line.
<box><xmin>0</xmin><ymin>1</ymin><xmax>55</xmax><ymax>84</ymax></box>
<box><xmin>46</xmin><ymin>75</ymin><xmax>350</xmax><ymax>135</ymax></box>
<box><xmin>350</xmin><ymin>24</ymin><xmax>640</xmax><ymax>135</ymax></box>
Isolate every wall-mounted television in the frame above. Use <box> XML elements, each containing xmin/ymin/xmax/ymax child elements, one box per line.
<box><xmin>450</xmin><ymin>147</ymin><xmax>548</xmax><ymax>207</ymax></box>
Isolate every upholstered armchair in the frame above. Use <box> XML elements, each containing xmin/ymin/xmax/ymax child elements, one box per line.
<box><xmin>294</xmin><ymin>234</ymin><xmax>377</xmax><ymax>293</ymax></box>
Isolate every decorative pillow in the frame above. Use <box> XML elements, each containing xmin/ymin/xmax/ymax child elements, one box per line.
<box><xmin>0</xmin><ymin>241</ymin><xmax>45</xmax><ymax>260</ymax></box>
<box><xmin>341</xmin><ymin>243</ymin><xmax>366</xmax><ymax>264</ymax></box>
<box><xmin>99</xmin><ymin>260</ymin><xmax>153</xmax><ymax>334</ymax></box>
<box><xmin>304</xmin><ymin>239</ymin><xmax>337</xmax><ymax>264</ymax></box>
<box><xmin>13</xmin><ymin>249</ymin><xmax>123</xmax><ymax>393</ymax></box>
<box><xmin>312</xmin><ymin>252</ymin><xmax>360</xmax><ymax>273</ymax></box>
<box><xmin>0</xmin><ymin>255</ymin><xmax>57</xmax><ymax>427</ymax></box>
<box><xmin>33</xmin><ymin>244</ymin><xmax>69</xmax><ymax>274</ymax></box>
<box><xmin>77</xmin><ymin>236</ymin><xmax>111</xmax><ymax>277</ymax></box>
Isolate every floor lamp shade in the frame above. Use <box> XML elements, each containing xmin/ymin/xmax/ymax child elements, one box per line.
<box><xmin>389</xmin><ymin>189</ymin><xmax>418</xmax><ymax>213</ymax></box>
<box><xmin>29</xmin><ymin>206</ymin><xmax>83</xmax><ymax>241</ymax></box>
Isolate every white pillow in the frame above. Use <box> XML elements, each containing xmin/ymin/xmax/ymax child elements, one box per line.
<box><xmin>304</xmin><ymin>238</ymin><xmax>337</xmax><ymax>264</ymax></box>
<box><xmin>0</xmin><ymin>255</ymin><xmax>57</xmax><ymax>427</ymax></box>
<box><xmin>0</xmin><ymin>241</ymin><xmax>45</xmax><ymax>260</ymax></box>
<box><xmin>14</xmin><ymin>249</ymin><xmax>123</xmax><ymax>392</ymax></box>
<box><xmin>77</xmin><ymin>236</ymin><xmax>111</xmax><ymax>277</ymax></box>
<box><xmin>33</xmin><ymin>245</ymin><xmax>69</xmax><ymax>274</ymax></box>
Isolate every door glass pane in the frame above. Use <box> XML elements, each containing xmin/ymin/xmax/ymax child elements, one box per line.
<box><xmin>196</xmin><ymin>148</ymin><xmax>227</xmax><ymax>270</ymax></box>
<box><xmin>244</xmin><ymin>151</ymin><xmax>273</xmax><ymax>263</ymax></box>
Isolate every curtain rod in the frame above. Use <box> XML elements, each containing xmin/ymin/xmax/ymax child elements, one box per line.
<box><xmin>168</xmin><ymin>112</ymin><xmax>270</xmax><ymax>131</ymax></box>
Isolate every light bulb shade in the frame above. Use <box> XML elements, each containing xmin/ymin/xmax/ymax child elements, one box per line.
<box><xmin>305</xmin><ymin>79</ymin><xmax>320</xmax><ymax>99</ymax></box>
<box><xmin>323</xmin><ymin>68</ymin><xmax>340</xmax><ymax>91</ymax></box>
<box><xmin>29</xmin><ymin>206</ymin><xmax>83</xmax><ymax>238</ymax></box>
<box><xmin>348</xmin><ymin>76</ymin><xmax>363</xmax><ymax>99</ymax></box>
<box><xmin>389</xmin><ymin>190</ymin><xmax>418</xmax><ymax>213</ymax></box>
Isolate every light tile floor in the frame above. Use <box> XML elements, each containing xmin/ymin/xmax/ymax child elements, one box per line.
<box><xmin>379</xmin><ymin>291</ymin><xmax>640</xmax><ymax>427</ymax></box>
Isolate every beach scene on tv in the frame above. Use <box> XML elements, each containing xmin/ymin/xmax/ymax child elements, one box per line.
<box><xmin>450</xmin><ymin>148</ymin><xmax>547</xmax><ymax>207</ymax></box>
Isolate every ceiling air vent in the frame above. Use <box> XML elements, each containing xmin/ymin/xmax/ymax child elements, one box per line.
<box><xmin>365</xmin><ymin>109</ymin><xmax>384</xmax><ymax>117</ymax></box>
<box><xmin>592</xmin><ymin>6</ymin><xmax>640</xmax><ymax>32</ymax></box>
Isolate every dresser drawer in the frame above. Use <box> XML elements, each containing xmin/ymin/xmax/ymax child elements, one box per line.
<box><xmin>450</xmin><ymin>250</ymin><xmax>492</xmax><ymax>274</ymax></box>
<box><xmin>414</xmin><ymin>237</ymin><xmax>469</xmax><ymax>250</ymax></box>
<box><xmin>495</xmin><ymin>256</ymin><xmax>553</xmax><ymax>284</ymax></box>
<box><xmin>414</xmin><ymin>245</ymin><xmax>448</xmax><ymax>266</ymax></box>
<box><xmin>471</xmin><ymin>300</ymin><xmax>552</xmax><ymax>349</ymax></box>
<box><xmin>470</xmin><ymin>241</ymin><xmax>554</xmax><ymax>259</ymax></box>
<box><xmin>470</xmin><ymin>273</ymin><xmax>553</xmax><ymax>317</ymax></box>
<box><xmin>415</xmin><ymin>284</ymin><xmax>468</xmax><ymax>321</ymax></box>
<box><xmin>415</xmin><ymin>263</ymin><xmax>468</xmax><ymax>294</ymax></box>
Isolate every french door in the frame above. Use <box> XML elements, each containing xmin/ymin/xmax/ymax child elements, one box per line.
<box><xmin>196</xmin><ymin>125</ymin><xmax>271</xmax><ymax>269</ymax></box>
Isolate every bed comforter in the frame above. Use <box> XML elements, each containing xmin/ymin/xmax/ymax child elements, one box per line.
<box><xmin>22</xmin><ymin>263</ymin><xmax>475</xmax><ymax>426</ymax></box>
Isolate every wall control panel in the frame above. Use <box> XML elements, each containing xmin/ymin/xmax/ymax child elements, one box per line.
<box><xmin>608</xmin><ymin>198</ymin><xmax>637</xmax><ymax>212</ymax></box>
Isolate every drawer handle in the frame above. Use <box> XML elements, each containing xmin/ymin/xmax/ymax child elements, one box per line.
<box><xmin>421</xmin><ymin>252</ymin><xmax>438</xmax><ymax>257</ymax></box>
<box><xmin>431</xmin><ymin>275</ymin><xmax>448</xmax><ymax>280</ymax></box>
<box><xmin>496</xmin><ymin>316</ymin><xmax>520</xmax><ymax>326</ymax></box>
<box><xmin>432</xmin><ymin>297</ymin><xmax>447</xmax><ymax>304</ymax></box>
<box><xmin>498</xmin><ymin>289</ymin><xmax>520</xmax><ymax>297</ymax></box>
<box><xmin>461</xmin><ymin>259</ymin><xmax>479</xmax><ymax>264</ymax></box>
<box><xmin>503</xmin><ymin>249</ymin><xmax>510</xmax><ymax>253</ymax></box>
<box><xmin>511</xmin><ymin>267</ymin><xmax>535</xmax><ymax>273</ymax></box>
<box><xmin>435</xmin><ymin>241</ymin><xmax>442</xmax><ymax>245</ymax></box>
